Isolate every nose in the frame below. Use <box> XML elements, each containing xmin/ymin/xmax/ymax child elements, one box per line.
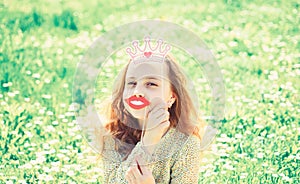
<box><xmin>134</xmin><ymin>92</ymin><xmax>144</xmax><ymax>97</ymax></box>
<box><xmin>133</xmin><ymin>83</ymin><xmax>144</xmax><ymax>97</ymax></box>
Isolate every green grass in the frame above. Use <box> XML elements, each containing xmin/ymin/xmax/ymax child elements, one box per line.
<box><xmin>0</xmin><ymin>0</ymin><xmax>299</xmax><ymax>183</ymax></box>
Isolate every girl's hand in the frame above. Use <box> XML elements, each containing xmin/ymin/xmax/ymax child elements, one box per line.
<box><xmin>142</xmin><ymin>97</ymin><xmax>170</xmax><ymax>153</ymax></box>
<box><xmin>125</xmin><ymin>156</ymin><xmax>155</xmax><ymax>184</ymax></box>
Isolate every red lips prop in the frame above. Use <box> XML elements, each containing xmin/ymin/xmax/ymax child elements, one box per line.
<box><xmin>125</xmin><ymin>96</ymin><xmax>150</xmax><ymax>110</ymax></box>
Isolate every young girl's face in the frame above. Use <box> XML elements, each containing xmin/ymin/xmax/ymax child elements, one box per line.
<box><xmin>122</xmin><ymin>60</ymin><xmax>173</xmax><ymax>120</ymax></box>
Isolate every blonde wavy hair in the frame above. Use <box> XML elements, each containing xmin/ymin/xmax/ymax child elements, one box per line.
<box><xmin>102</xmin><ymin>55</ymin><xmax>205</xmax><ymax>159</ymax></box>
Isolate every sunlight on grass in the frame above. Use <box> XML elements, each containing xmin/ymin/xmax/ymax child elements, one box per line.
<box><xmin>0</xmin><ymin>0</ymin><xmax>299</xmax><ymax>183</ymax></box>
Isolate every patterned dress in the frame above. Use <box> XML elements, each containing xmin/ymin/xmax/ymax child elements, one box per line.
<box><xmin>100</xmin><ymin>127</ymin><xmax>201</xmax><ymax>184</ymax></box>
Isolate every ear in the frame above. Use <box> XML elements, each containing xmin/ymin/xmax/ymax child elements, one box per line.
<box><xmin>167</xmin><ymin>94</ymin><xmax>176</xmax><ymax>108</ymax></box>
<box><xmin>170</xmin><ymin>92</ymin><xmax>176</xmax><ymax>101</ymax></box>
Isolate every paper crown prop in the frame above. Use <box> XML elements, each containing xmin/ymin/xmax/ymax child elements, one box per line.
<box><xmin>126</xmin><ymin>37</ymin><xmax>172</xmax><ymax>62</ymax></box>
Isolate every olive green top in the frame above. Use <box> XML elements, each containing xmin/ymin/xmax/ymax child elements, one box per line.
<box><xmin>100</xmin><ymin>128</ymin><xmax>201</xmax><ymax>184</ymax></box>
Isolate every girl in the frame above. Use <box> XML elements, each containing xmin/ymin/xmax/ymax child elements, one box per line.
<box><xmin>97</xmin><ymin>38</ymin><xmax>205</xmax><ymax>184</ymax></box>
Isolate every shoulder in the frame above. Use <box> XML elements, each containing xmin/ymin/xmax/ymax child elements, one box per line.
<box><xmin>170</xmin><ymin>130</ymin><xmax>202</xmax><ymax>163</ymax></box>
<box><xmin>160</xmin><ymin>128</ymin><xmax>202</xmax><ymax>160</ymax></box>
<box><xmin>181</xmin><ymin>134</ymin><xmax>201</xmax><ymax>155</ymax></box>
<box><xmin>169</xmin><ymin>132</ymin><xmax>202</xmax><ymax>177</ymax></box>
<box><xmin>170</xmin><ymin>128</ymin><xmax>201</xmax><ymax>151</ymax></box>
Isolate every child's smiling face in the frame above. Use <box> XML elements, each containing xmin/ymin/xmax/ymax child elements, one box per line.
<box><xmin>123</xmin><ymin>60</ymin><xmax>173</xmax><ymax>120</ymax></box>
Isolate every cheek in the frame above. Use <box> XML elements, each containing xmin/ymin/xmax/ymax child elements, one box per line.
<box><xmin>147</xmin><ymin>92</ymin><xmax>168</xmax><ymax>103</ymax></box>
<box><xmin>161</xmin><ymin>85</ymin><xmax>172</xmax><ymax>100</ymax></box>
<box><xmin>123</xmin><ymin>100</ymin><xmax>129</xmax><ymax>110</ymax></box>
<box><xmin>123</xmin><ymin>88</ymin><xmax>134</xmax><ymax>98</ymax></box>
<box><xmin>122</xmin><ymin>89</ymin><xmax>129</xmax><ymax>99</ymax></box>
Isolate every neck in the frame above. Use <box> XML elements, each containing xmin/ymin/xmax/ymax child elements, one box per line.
<box><xmin>138</xmin><ymin>119</ymin><xmax>146</xmax><ymax>129</ymax></box>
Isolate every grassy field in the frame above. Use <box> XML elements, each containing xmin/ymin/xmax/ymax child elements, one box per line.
<box><xmin>0</xmin><ymin>0</ymin><xmax>299</xmax><ymax>183</ymax></box>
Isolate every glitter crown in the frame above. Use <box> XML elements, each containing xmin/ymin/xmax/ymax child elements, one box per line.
<box><xmin>126</xmin><ymin>37</ymin><xmax>172</xmax><ymax>62</ymax></box>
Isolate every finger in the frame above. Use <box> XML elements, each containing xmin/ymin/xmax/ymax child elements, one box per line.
<box><xmin>147</xmin><ymin>105</ymin><xmax>166</xmax><ymax>118</ymax></box>
<box><xmin>148</xmin><ymin>108</ymin><xmax>165</xmax><ymax>121</ymax></box>
<box><xmin>146</xmin><ymin>107</ymin><xmax>167</xmax><ymax>123</ymax></box>
<box><xmin>139</xmin><ymin>163</ymin><xmax>152</xmax><ymax>176</ymax></box>
<box><xmin>155</xmin><ymin>110</ymin><xmax>169</xmax><ymax>120</ymax></box>
<box><xmin>148</xmin><ymin>97</ymin><xmax>166</xmax><ymax>112</ymax></box>
<box><xmin>131</xmin><ymin>166</ymin><xmax>142</xmax><ymax>179</ymax></box>
<box><xmin>158</xmin><ymin>120</ymin><xmax>170</xmax><ymax>132</ymax></box>
<box><xmin>135</xmin><ymin>155</ymin><xmax>147</xmax><ymax>167</ymax></box>
<box><xmin>155</xmin><ymin>111</ymin><xmax>170</xmax><ymax>123</ymax></box>
<box><xmin>140</xmin><ymin>164</ymin><xmax>152</xmax><ymax>176</ymax></box>
<box><xmin>148</xmin><ymin>109</ymin><xmax>167</xmax><ymax>123</ymax></box>
<box><xmin>125</xmin><ymin>169</ymin><xmax>131</xmax><ymax>181</ymax></box>
<box><xmin>146</xmin><ymin>111</ymin><xmax>169</xmax><ymax>130</ymax></box>
<box><xmin>148</xmin><ymin>120</ymin><xmax>170</xmax><ymax>137</ymax></box>
<box><xmin>149</xmin><ymin>105</ymin><xmax>166</xmax><ymax>115</ymax></box>
<box><xmin>135</xmin><ymin>157</ymin><xmax>151</xmax><ymax>175</ymax></box>
<box><xmin>125</xmin><ymin>172</ymin><xmax>131</xmax><ymax>183</ymax></box>
<box><xmin>125</xmin><ymin>168</ymin><xmax>136</xmax><ymax>184</ymax></box>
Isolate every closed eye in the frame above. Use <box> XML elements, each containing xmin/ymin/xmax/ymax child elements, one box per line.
<box><xmin>146</xmin><ymin>82</ymin><xmax>158</xmax><ymax>87</ymax></box>
<box><xmin>127</xmin><ymin>81</ymin><xmax>136</xmax><ymax>86</ymax></box>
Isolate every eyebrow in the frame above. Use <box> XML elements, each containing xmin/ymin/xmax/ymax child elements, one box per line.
<box><xmin>126</xmin><ymin>76</ymin><xmax>162</xmax><ymax>81</ymax></box>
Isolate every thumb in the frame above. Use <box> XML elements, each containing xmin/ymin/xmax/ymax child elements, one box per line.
<box><xmin>135</xmin><ymin>155</ymin><xmax>151</xmax><ymax>175</ymax></box>
<box><xmin>159</xmin><ymin>120</ymin><xmax>170</xmax><ymax>131</ymax></box>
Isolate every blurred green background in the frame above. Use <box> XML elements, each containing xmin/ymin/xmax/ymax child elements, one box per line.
<box><xmin>0</xmin><ymin>0</ymin><xmax>299</xmax><ymax>183</ymax></box>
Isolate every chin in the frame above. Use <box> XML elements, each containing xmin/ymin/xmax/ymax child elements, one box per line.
<box><xmin>124</xmin><ymin>106</ymin><xmax>147</xmax><ymax>120</ymax></box>
<box><xmin>128</xmin><ymin>109</ymin><xmax>147</xmax><ymax>119</ymax></box>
